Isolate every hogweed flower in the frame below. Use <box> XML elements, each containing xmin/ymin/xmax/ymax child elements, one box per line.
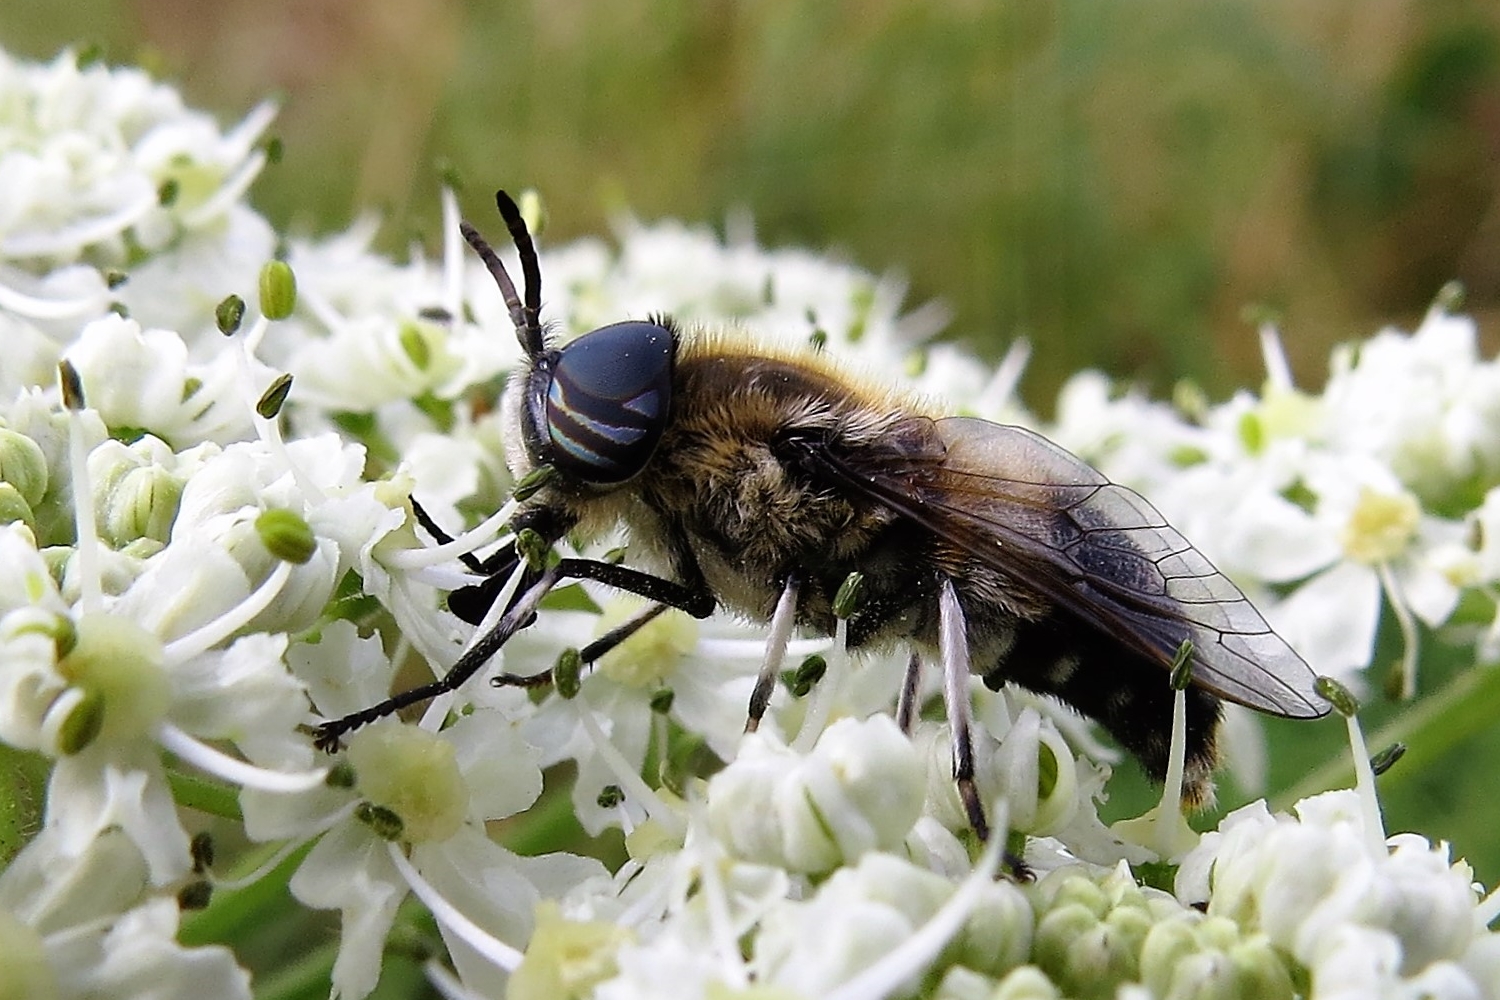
<box><xmin>1</xmin><ymin>42</ymin><xmax>1499</xmax><ymax>1000</ymax></box>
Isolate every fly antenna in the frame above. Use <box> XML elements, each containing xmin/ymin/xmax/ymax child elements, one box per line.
<box><xmin>495</xmin><ymin>189</ymin><xmax>545</xmax><ymax>357</ymax></box>
<box><xmin>459</xmin><ymin>189</ymin><xmax>546</xmax><ymax>359</ymax></box>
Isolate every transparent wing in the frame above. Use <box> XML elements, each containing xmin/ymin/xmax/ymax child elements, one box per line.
<box><xmin>816</xmin><ymin>415</ymin><xmax>1327</xmax><ymax>719</ymax></box>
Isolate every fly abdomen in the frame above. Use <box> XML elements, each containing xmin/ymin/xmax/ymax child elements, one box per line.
<box><xmin>982</xmin><ymin>617</ymin><xmax>1222</xmax><ymax>807</ymax></box>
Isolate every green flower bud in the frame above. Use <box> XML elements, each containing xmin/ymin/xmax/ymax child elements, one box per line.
<box><xmin>258</xmin><ymin>260</ymin><xmax>297</xmax><ymax>320</ymax></box>
<box><xmin>348</xmin><ymin>724</ymin><xmax>468</xmax><ymax>844</ymax></box>
<box><xmin>952</xmin><ymin>879</ymin><xmax>1034</xmax><ymax>978</ymax></box>
<box><xmin>0</xmin><ymin>428</ymin><xmax>48</xmax><ymax>509</ymax></box>
<box><xmin>1140</xmin><ymin>918</ymin><xmax>1201</xmax><ymax>999</ymax></box>
<box><xmin>990</xmin><ymin>965</ymin><xmax>1061</xmax><ymax>1000</ymax></box>
<box><xmin>1032</xmin><ymin>903</ymin><xmax>1099</xmax><ymax>975</ymax></box>
<box><xmin>256</xmin><ymin>508</ymin><xmax>316</xmax><ymax>564</ymax></box>
<box><xmin>100</xmin><ymin>465</ymin><xmax>183</xmax><ymax>547</ymax></box>
<box><xmin>0</xmin><ymin>483</ymin><xmax>36</xmax><ymax>531</ymax></box>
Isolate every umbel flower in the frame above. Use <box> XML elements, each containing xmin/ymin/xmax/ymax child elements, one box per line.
<box><xmin>0</xmin><ymin>44</ymin><xmax>1496</xmax><ymax>1000</ymax></box>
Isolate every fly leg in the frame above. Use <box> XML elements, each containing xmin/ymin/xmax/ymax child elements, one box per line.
<box><xmin>744</xmin><ymin>573</ymin><xmax>801</xmax><ymax>734</ymax></box>
<box><xmin>938</xmin><ymin>578</ymin><xmax>988</xmax><ymax>842</ymax></box>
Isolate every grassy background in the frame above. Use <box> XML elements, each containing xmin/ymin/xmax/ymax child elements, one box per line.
<box><xmin>3</xmin><ymin>0</ymin><xmax>1499</xmax><ymax>974</ymax></box>
<box><xmin>5</xmin><ymin>0</ymin><xmax>1497</xmax><ymax>404</ymax></box>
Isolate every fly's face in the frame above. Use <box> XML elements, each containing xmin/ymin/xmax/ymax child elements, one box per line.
<box><xmin>518</xmin><ymin>320</ymin><xmax>676</xmax><ymax>488</ymax></box>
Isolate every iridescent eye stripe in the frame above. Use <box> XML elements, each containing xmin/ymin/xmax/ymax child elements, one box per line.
<box><xmin>547</xmin><ymin>380</ymin><xmax>659</xmax><ymax>477</ymax></box>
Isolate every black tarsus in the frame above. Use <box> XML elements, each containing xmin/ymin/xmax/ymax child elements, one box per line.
<box><xmin>491</xmin><ymin>602</ymin><xmax>670</xmax><ymax>690</ymax></box>
<box><xmin>312</xmin><ymin>553</ymin><xmax>714</xmax><ymax>750</ymax></box>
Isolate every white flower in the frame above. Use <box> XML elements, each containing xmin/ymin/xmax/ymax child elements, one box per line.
<box><xmin>1177</xmin><ymin>791</ymin><xmax>1496</xmax><ymax>996</ymax></box>
<box><xmin>707</xmin><ymin>715</ymin><xmax>925</xmax><ymax>873</ymax></box>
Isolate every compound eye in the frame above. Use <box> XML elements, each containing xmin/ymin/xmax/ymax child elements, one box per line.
<box><xmin>546</xmin><ymin>321</ymin><xmax>673</xmax><ymax>484</ymax></box>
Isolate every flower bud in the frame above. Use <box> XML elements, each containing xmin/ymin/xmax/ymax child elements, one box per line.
<box><xmin>990</xmin><ymin>966</ymin><xmax>1062</xmax><ymax>1000</ymax></box>
<box><xmin>708</xmin><ymin>716</ymin><xmax>924</xmax><ymax>873</ymax></box>
<box><xmin>0</xmin><ymin>428</ymin><xmax>48</xmax><ymax>509</ymax></box>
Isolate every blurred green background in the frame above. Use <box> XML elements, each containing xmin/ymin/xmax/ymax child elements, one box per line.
<box><xmin>4</xmin><ymin>0</ymin><xmax>1498</xmax><ymax>404</ymax></box>
<box><xmin>4</xmin><ymin>0</ymin><xmax>1499</xmax><ymax>975</ymax></box>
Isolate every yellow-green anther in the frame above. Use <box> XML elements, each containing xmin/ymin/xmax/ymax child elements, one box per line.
<box><xmin>1371</xmin><ymin>741</ymin><xmax>1406</xmax><ymax>776</ymax></box>
<box><xmin>513</xmin><ymin>465</ymin><xmax>556</xmax><ymax>501</ymax></box>
<box><xmin>554</xmin><ymin>647</ymin><xmax>582</xmax><ymax>699</ymax></box>
<box><xmin>833</xmin><ymin>571</ymin><xmax>864</xmax><ymax>619</ymax></box>
<box><xmin>808</xmin><ymin>328</ymin><xmax>828</xmax><ymax>351</ymax></box>
<box><xmin>256</xmin><ymin>508</ymin><xmax>316</xmax><ymax>564</ymax></box>
<box><xmin>256</xmin><ymin>373</ymin><xmax>294</xmax><ymax>419</ymax></box>
<box><xmin>648</xmin><ymin>688</ymin><xmax>674</xmax><ymax>714</ymax></box>
<box><xmin>57</xmin><ymin>688</ymin><xmax>105</xmax><ymax>754</ymax></box>
<box><xmin>516</xmin><ymin>528</ymin><xmax>550</xmax><ymax>571</ymax></box>
<box><xmin>259</xmin><ymin>260</ymin><xmax>297</xmax><ymax>320</ymax></box>
<box><xmin>1169</xmin><ymin>640</ymin><xmax>1194</xmax><ymax>690</ymax></box>
<box><xmin>788</xmin><ymin>653</ymin><xmax>827</xmax><ymax>697</ymax></box>
<box><xmin>157</xmin><ymin>178</ymin><xmax>180</xmax><ymax>207</ymax></box>
<box><xmin>398</xmin><ymin>322</ymin><xmax>431</xmax><ymax>370</ymax></box>
<box><xmin>354</xmin><ymin>801</ymin><xmax>405</xmax><ymax>841</ymax></box>
<box><xmin>1237</xmin><ymin>411</ymin><xmax>1264</xmax><ymax>455</ymax></box>
<box><xmin>325</xmin><ymin>760</ymin><xmax>357</xmax><ymax>789</ymax></box>
<box><xmin>57</xmin><ymin>360</ymin><xmax>85</xmax><ymax>411</ymax></box>
<box><xmin>517</xmin><ymin>189</ymin><xmax>547</xmax><ymax>238</ymax></box>
<box><xmin>1314</xmin><ymin>675</ymin><xmax>1358</xmax><ymax>717</ymax></box>
<box><xmin>104</xmin><ymin>268</ymin><xmax>128</xmax><ymax>288</ymax></box>
<box><xmin>0</xmin><ymin>428</ymin><xmax>55</xmax><ymax>508</ymax></box>
<box><xmin>177</xmin><ymin>880</ymin><xmax>212</xmax><ymax>910</ymax></box>
<box><xmin>216</xmin><ymin>295</ymin><xmax>245</xmax><ymax>335</ymax></box>
<box><xmin>262</xmin><ymin>135</ymin><xmax>284</xmax><ymax>164</ymax></box>
<box><xmin>602</xmin><ymin>547</ymin><xmax>627</xmax><ymax>565</ymax></box>
<box><xmin>596</xmin><ymin>784</ymin><xmax>624</xmax><ymax>808</ymax></box>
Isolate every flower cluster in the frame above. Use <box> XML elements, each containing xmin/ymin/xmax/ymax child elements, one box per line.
<box><xmin>0</xmin><ymin>45</ymin><xmax>1496</xmax><ymax>1000</ymax></box>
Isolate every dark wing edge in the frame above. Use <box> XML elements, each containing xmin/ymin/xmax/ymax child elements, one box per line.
<box><xmin>802</xmin><ymin>415</ymin><xmax>1329</xmax><ymax>720</ymax></box>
